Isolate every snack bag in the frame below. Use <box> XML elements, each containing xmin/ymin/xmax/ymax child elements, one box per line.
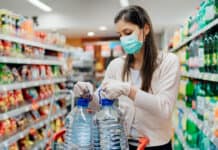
<box><xmin>8</xmin><ymin>91</ymin><xmax>16</xmax><ymax>109</ymax></box>
<box><xmin>12</xmin><ymin>68</ymin><xmax>22</xmax><ymax>82</ymax></box>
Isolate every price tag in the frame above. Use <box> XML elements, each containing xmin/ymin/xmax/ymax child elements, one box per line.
<box><xmin>199</xmin><ymin>74</ymin><xmax>203</xmax><ymax>79</ymax></box>
<box><xmin>3</xmin><ymin>114</ymin><xmax>8</xmax><ymax>120</ymax></box>
<box><xmin>208</xmin><ymin>74</ymin><xmax>212</xmax><ymax>81</ymax></box>
<box><xmin>216</xmin><ymin>75</ymin><xmax>218</xmax><ymax>81</ymax></box>
<box><xmin>15</xmin><ymin>58</ymin><xmax>20</xmax><ymax>63</ymax></box>
<box><xmin>202</xmin><ymin>74</ymin><xmax>206</xmax><ymax>80</ymax></box>
<box><xmin>202</xmin><ymin>73</ymin><xmax>205</xmax><ymax>80</ymax></box>
<box><xmin>3</xmin><ymin>86</ymin><xmax>7</xmax><ymax>92</ymax></box>
<box><xmin>2</xmin><ymin>57</ymin><xmax>7</xmax><ymax>62</ymax></box>
<box><xmin>21</xmin><ymin>83</ymin><xmax>26</xmax><ymax>88</ymax></box>
<box><xmin>207</xmin><ymin>73</ymin><xmax>211</xmax><ymax>80</ymax></box>
<box><xmin>26</xmin><ymin>59</ymin><xmax>31</xmax><ymax>64</ymax></box>
<box><xmin>35</xmin><ymin>81</ymin><xmax>39</xmax><ymax>86</ymax></box>
<box><xmin>212</xmin><ymin>74</ymin><xmax>217</xmax><ymax>81</ymax></box>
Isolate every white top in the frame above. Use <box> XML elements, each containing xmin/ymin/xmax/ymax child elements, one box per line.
<box><xmin>130</xmin><ymin>68</ymin><xmax>141</xmax><ymax>88</ymax></box>
<box><xmin>101</xmin><ymin>52</ymin><xmax>180</xmax><ymax>147</ymax></box>
<box><xmin>129</xmin><ymin>69</ymin><xmax>141</xmax><ymax>145</ymax></box>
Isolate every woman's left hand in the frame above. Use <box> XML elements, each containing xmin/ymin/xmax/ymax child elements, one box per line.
<box><xmin>101</xmin><ymin>79</ymin><xmax>131</xmax><ymax>99</ymax></box>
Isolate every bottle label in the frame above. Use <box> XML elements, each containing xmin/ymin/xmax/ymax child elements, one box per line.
<box><xmin>197</xmin><ymin>96</ymin><xmax>205</xmax><ymax>115</ymax></box>
<box><xmin>205</xmin><ymin>5</ymin><xmax>216</xmax><ymax>21</ymax></box>
<box><xmin>198</xmin><ymin>48</ymin><xmax>204</xmax><ymax>67</ymax></box>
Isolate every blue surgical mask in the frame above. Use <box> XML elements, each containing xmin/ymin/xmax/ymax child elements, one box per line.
<box><xmin>120</xmin><ymin>32</ymin><xmax>143</xmax><ymax>54</ymax></box>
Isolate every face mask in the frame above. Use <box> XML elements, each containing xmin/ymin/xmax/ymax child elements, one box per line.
<box><xmin>120</xmin><ymin>32</ymin><xmax>143</xmax><ymax>54</ymax></box>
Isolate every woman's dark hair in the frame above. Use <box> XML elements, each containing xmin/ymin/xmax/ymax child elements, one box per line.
<box><xmin>114</xmin><ymin>5</ymin><xmax>159</xmax><ymax>92</ymax></box>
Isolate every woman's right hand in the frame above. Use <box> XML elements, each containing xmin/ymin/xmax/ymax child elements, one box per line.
<box><xmin>73</xmin><ymin>81</ymin><xmax>93</xmax><ymax>98</ymax></box>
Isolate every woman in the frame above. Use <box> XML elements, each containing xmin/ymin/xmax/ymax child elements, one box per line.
<box><xmin>74</xmin><ymin>5</ymin><xmax>180</xmax><ymax>150</ymax></box>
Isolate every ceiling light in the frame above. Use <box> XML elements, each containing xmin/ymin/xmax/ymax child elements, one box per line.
<box><xmin>27</xmin><ymin>0</ymin><xmax>52</xmax><ymax>12</ymax></box>
<box><xmin>120</xmin><ymin>0</ymin><xmax>129</xmax><ymax>7</ymax></box>
<box><xmin>87</xmin><ymin>32</ymin><xmax>95</xmax><ymax>37</ymax></box>
<box><xmin>99</xmin><ymin>26</ymin><xmax>107</xmax><ymax>31</ymax></box>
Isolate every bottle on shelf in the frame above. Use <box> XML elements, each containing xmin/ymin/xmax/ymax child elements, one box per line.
<box><xmin>195</xmin><ymin>81</ymin><xmax>206</xmax><ymax>120</ymax></box>
<box><xmin>204</xmin><ymin>34</ymin><xmax>210</xmax><ymax>73</ymax></box>
<box><xmin>203</xmin><ymin>82</ymin><xmax>215</xmax><ymax>129</ymax></box>
<box><xmin>211</xmin><ymin>33</ymin><xmax>216</xmax><ymax>73</ymax></box>
<box><xmin>198</xmin><ymin>37</ymin><xmax>205</xmax><ymax>72</ymax></box>
<box><xmin>178</xmin><ymin>78</ymin><xmax>187</xmax><ymax>101</ymax></box>
<box><xmin>173</xmin><ymin>134</ymin><xmax>183</xmax><ymax>150</ymax></box>
<box><xmin>188</xmin><ymin>40</ymin><xmax>200</xmax><ymax>74</ymax></box>
<box><xmin>185</xmin><ymin>118</ymin><xmax>199</xmax><ymax>148</ymax></box>
<box><xmin>202</xmin><ymin>32</ymin><xmax>218</xmax><ymax>74</ymax></box>
<box><xmin>185</xmin><ymin>79</ymin><xmax>195</xmax><ymax>108</ymax></box>
<box><xmin>208</xmin><ymin>35</ymin><xmax>214</xmax><ymax>73</ymax></box>
<box><xmin>198</xmin><ymin>131</ymin><xmax>211</xmax><ymax>150</ymax></box>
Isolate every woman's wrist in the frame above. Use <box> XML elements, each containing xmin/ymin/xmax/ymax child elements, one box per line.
<box><xmin>128</xmin><ymin>86</ymin><xmax>137</xmax><ymax>100</ymax></box>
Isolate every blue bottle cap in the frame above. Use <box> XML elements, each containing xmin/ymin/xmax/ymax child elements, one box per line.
<box><xmin>76</xmin><ymin>97</ymin><xmax>89</xmax><ymax>107</ymax></box>
<box><xmin>101</xmin><ymin>98</ymin><xmax>114</xmax><ymax>106</ymax></box>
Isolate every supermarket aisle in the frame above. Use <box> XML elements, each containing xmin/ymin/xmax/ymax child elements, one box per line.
<box><xmin>0</xmin><ymin>0</ymin><xmax>217</xmax><ymax>149</ymax></box>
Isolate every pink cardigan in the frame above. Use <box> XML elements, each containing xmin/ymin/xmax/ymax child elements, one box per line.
<box><xmin>101</xmin><ymin>52</ymin><xmax>180</xmax><ymax>147</ymax></box>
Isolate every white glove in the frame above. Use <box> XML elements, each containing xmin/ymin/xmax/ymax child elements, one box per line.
<box><xmin>101</xmin><ymin>79</ymin><xmax>131</xmax><ymax>100</ymax></box>
<box><xmin>73</xmin><ymin>81</ymin><xmax>93</xmax><ymax>98</ymax></box>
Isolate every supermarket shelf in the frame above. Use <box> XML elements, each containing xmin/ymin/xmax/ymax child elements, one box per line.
<box><xmin>0</xmin><ymin>34</ymin><xmax>68</xmax><ymax>53</ymax></box>
<box><xmin>181</xmin><ymin>72</ymin><xmax>218</xmax><ymax>82</ymax></box>
<box><xmin>0</xmin><ymin>56</ymin><xmax>64</xmax><ymax>66</ymax></box>
<box><xmin>0</xmin><ymin>93</ymin><xmax>68</xmax><ymax>120</ymax></box>
<box><xmin>0</xmin><ymin>77</ymin><xmax>67</xmax><ymax>92</ymax></box>
<box><xmin>0</xmin><ymin>109</ymin><xmax>67</xmax><ymax>148</ymax></box>
<box><xmin>170</xmin><ymin>19</ymin><xmax>218</xmax><ymax>52</ymax></box>
<box><xmin>176</xmin><ymin>101</ymin><xmax>218</xmax><ymax>147</ymax></box>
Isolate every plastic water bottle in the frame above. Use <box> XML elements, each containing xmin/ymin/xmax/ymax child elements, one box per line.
<box><xmin>93</xmin><ymin>97</ymin><xmax>129</xmax><ymax>150</ymax></box>
<box><xmin>92</xmin><ymin>119</ymin><xmax>101</xmax><ymax>150</ymax></box>
<box><xmin>64</xmin><ymin>97</ymin><xmax>92</xmax><ymax>150</ymax></box>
